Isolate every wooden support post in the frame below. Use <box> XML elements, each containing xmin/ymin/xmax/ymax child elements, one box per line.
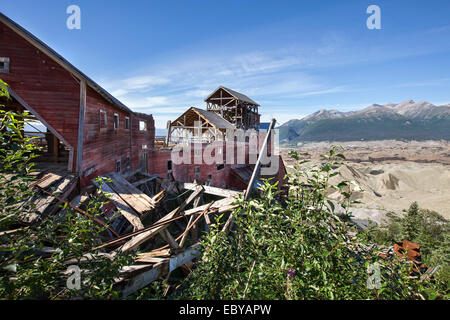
<box><xmin>165</xmin><ymin>120</ymin><xmax>171</xmax><ymax>146</ymax></box>
<box><xmin>244</xmin><ymin>118</ymin><xmax>276</xmax><ymax>199</ymax></box>
<box><xmin>222</xmin><ymin>118</ymin><xmax>276</xmax><ymax>233</ymax></box>
<box><xmin>76</xmin><ymin>80</ymin><xmax>86</xmax><ymax>173</ymax></box>
<box><xmin>52</xmin><ymin>135</ymin><xmax>59</xmax><ymax>163</ymax></box>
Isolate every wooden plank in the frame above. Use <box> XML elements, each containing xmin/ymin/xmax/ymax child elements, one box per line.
<box><xmin>92</xmin><ymin>215</ymin><xmax>186</xmax><ymax>250</ymax></box>
<box><xmin>183</xmin><ymin>196</ymin><xmax>237</xmax><ymax>217</ymax></box>
<box><xmin>132</xmin><ymin>174</ymin><xmax>159</xmax><ymax>187</ymax></box>
<box><xmin>36</xmin><ymin>186</ymin><xmax>120</xmax><ymax>237</ymax></box>
<box><xmin>223</xmin><ymin>118</ymin><xmax>276</xmax><ymax>233</ymax></box>
<box><xmin>36</xmin><ymin>173</ymin><xmax>63</xmax><ymax>189</ymax></box>
<box><xmin>160</xmin><ymin>229</ymin><xmax>181</xmax><ymax>250</ymax></box>
<box><xmin>105</xmin><ymin>172</ymin><xmax>155</xmax><ymax>214</ymax></box>
<box><xmin>121</xmin><ymin>243</ymin><xmax>201</xmax><ymax>297</ymax></box>
<box><xmin>34</xmin><ymin>174</ymin><xmax>76</xmax><ymax>214</ymax></box>
<box><xmin>181</xmin><ymin>182</ymin><xmax>242</xmax><ymax>198</ymax></box>
<box><xmin>134</xmin><ymin>257</ymin><xmax>169</xmax><ymax>264</ymax></box>
<box><xmin>48</xmin><ymin>176</ymin><xmax>79</xmax><ymax>215</ymax></box>
<box><xmin>76</xmin><ymin>80</ymin><xmax>86</xmax><ymax>173</ymax></box>
<box><xmin>93</xmin><ymin>179</ymin><xmax>144</xmax><ymax>232</ymax></box>
<box><xmin>137</xmin><ymin>249</ymin><xmax>171</xmax><ymax>259</ymax></box>
<box><xmin>120</xmin><ymin>264</ymin><xmax>154</xmax><ymax>275</ymax></box>
<box><xmin>244</xmin><ymin>118</ymin><xmax>277</xmax><ymax>198</ymax></box>
<box><xmin>118</xmin><ymin>186</ymin><xmax>204</xmax><ymax>253</ymax></box>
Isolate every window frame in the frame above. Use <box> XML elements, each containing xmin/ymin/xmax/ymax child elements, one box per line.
<box><xmin>0</xmin><ymin>57</ymin><xmax>10</xmax><ymax>73</ymax></box>
<box><xmin>139</xmin><ymin>120</ymin><xmax>147</xmax><ymax>132</ymax></box>
<box><xmin>99</xmin><ymin>109</ymin><xmax>107</xmax><ymax>131</ymax></box>
<box><xmin>113</xmin><ymin>113</ymin><xmax>119</xmax><ymax>131</ymax></box>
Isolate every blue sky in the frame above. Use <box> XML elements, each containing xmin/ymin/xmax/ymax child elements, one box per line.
<box><xmin>1</xmin><ymin>0</ymin><xmax>450</xmax><ymax>128</ymax></box>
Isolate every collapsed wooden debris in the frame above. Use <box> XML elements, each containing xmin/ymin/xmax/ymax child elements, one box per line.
<box><xmin>4</xmin><ymin>166</ymin><xmax>241</xmax><ymax>297</ymax></box>
<box><xmin>1</xmin><ymin>118</ymin><xmax>279</xmax><ymax>297</ymax></box>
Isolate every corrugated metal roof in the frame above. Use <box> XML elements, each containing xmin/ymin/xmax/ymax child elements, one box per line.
<box><xmin>205</xmin><ymin>86</ymin><xmax>259</xmax><ymax>106</ymax></box>
<box><xmin>0</xmin><ymin>12</ymin><xmax>133</xmax><ymax>114</ymax></box>
<box><xmin>192</xmin><ymin>107</ymin><xmax>235</xmax><ymax>129</ymax></box>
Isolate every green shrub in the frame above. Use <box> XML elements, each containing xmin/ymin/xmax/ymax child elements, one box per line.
<box><xmin>0</xmin><ymin>79</ymin><xmax>134</xmax><ymax>299</ymax></box>
<box><xmin>364</xmin><ymin>202</ymin><xmax>449</xmax><ymax>289</ymax></box>
<box><xmin>178</xmin><ymin>147</ymin><xmax>447</xmax><ymax>299</ymax></box>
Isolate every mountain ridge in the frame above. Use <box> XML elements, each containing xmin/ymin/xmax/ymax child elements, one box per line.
<box><xmin>279</xmin><ymin>100</ymin><xmax>450</xmax><ymax>144</ymax></box>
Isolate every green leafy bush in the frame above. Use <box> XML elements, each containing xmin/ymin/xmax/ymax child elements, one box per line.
<box><xmin>0</xmin><ymin>79</ymin><xmax>134</xmax><ymax>299</ymax></box>
<box><xmin>178</xmin><ymin>147</ymin><xmax>448</xmax><ymax>300</ymax></box>
<box><xmin>365</xmin><ymin>202</ymin><xmax>450</xmax><ymax>287</ymax></box>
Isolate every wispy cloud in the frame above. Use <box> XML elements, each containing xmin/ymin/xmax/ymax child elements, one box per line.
<box><xmin>99</xmin><ymin>24</ymin><xmax>450</xmax><ymax>128</ymax></box>
<box><xmin>100</xmin><ymin>47</ymin><xmax>349</xmax><ymax>127</ymax></box>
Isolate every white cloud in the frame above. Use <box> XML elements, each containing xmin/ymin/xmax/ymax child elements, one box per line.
<box><xmin>98</xmin><ymin>45</ymin><xmax>356</xmax><ymax>128</ymax></box>
<box><xmin>123</xmin><ymin>75</ymin><xmax>170</xmax><ymax>90</ymax></box>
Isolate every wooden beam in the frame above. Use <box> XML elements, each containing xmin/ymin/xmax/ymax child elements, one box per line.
<box><xmin>93</xmin><ymin>179</ymin><xmax>144</xmax><ymax>232</ymax></box>
<box><xmin>244</xmin><ymin>118</ymin><xmax>276</xmax><ymax>199</ymax></box>
<box><xmin>222</xmin><ymin>119</ymin><xmax>276</xmax><ymax>233</ymax></box>
<box><xmin>121</xmin><ymin>243</ymin><xmax>201</xmax><ymax>297</ymax></box>
<box><xmin>105</xmin><ymin>172</ymin><xmax>156</xmax><ymax>215</ymax></box>
<box><xmin>118</xmin><ymin>186</ymin><xmax>204</xmax><ymax>252</ymax></box>
<box><xmin>181</xmin><ymin>182</ymin><xmax>242</xmax><ymax>198</ymax></box>
<box><xmin>183</xmin><ymin>196</ymin><xmax>237</xmax><ymax>217</ymax></box>
<box><xmin>131</xmin><ymin>174</ymin><xmax>159</xmax><ymax>187</ymax></box>
<box><xmin>36</xmin><ymin>186</ymin><xmax>120</xmax><ymax>237</ymax></box>
<box><xmin>76</xmin><ymin>80</ymin><xmax>86</xmax><ymax>173</ymax></box>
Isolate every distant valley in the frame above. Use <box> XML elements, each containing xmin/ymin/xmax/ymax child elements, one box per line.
<box><xmin>278</xmin><ymin>100</ymin><xmax>450</xmax><ymax>145</ymax></box>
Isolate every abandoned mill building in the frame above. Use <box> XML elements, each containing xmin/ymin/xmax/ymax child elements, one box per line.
<box><xmin>0</xmin><ymin>12</ymin><xmax>286</xmax><ymax>193</ymax></box>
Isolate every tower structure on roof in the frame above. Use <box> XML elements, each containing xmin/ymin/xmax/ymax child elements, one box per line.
<box><xmin>205</xmin><ymin>86</ymin><xmax>260</xmax><ymax>130</ymax></box>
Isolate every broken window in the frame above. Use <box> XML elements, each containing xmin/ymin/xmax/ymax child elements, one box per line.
<box><xmin>194</xmin><ymin>166</ymin><xmax>200</xmax><ymax>175</ymax></box>
<box><xmin>100</xmin><ymin>110</ymin><xmax>107</xmax><ymax>130</ymax></box>
<box><xmin>217</xmin><ymin>164</ymin><xmax>225</xmax><ymax>171</ymax></box>
<box><xmin>0</xmin><ymin>57</ymin><xmax>9</xmax><ymax>73</ymax></box>
<box><xmin>116</xmin><ymin>160</ymin><xmax>121</xmax><ymax>173</ymax></box>
<box><xmin>139</xmin><ymin>120</ymin><xmax>147</xmax><ymax>132</ymax></box>
<box><xmin>125</xmin><ymin>117</ymin><xmax>130</xmax><ymax>130</ymax></box>
<box><xmin>113</xmin><ymin>113</ymin><xmax>119</xmax><ymax>130</ymax></box>
<box><xmin>167</xmin><ymin>160</ymin><xmax>172</xmax><ymax>172</ymax></box>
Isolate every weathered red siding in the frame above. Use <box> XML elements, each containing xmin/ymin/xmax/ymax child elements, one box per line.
<box><xmin>0</xmin><ymin>19</ymin><xmax>157</xmax><ymax>188</ymax></box>
<box><xmin>0</xmin><ymin>20</ymin><xmax>80</xmax><ymax>170</ymax></box>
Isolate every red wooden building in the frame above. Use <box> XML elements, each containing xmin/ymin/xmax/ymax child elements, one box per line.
<box><xmin>0</xmin><ymin>12</ymin><xmax>286</xmax><ymax>192</ymax></box>
<box><xmin>0</xmin><ymin>13</ymin><xmax>155</xmax><ymax>188</ymax></box>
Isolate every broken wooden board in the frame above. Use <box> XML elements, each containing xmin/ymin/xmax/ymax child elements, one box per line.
<box><xmin>118</xmin><ymin>186</ymin><xmax>204</xmax><ymax>253</ymax></box>
<box><xmin>134</xmin><ymin>257</ymin><xmax>169</xmax><ymax>264</ymax></box>
<box><xmin>93</xmin><ymin>178</ymin><xmax>144</xmax><ymax>232</ymax></box>
<box><xmin>137</xmin><ymin>249</ymin><xmax>171</xmax><ymax>259</ymax></box>
<box><xmin>132</xmin><ymin>174</ymin><xmax>159</xmax><ymax>187</ymax></box>
<box><xmin>181</xmin><ymin>182</ymin><xmax>242</xmax><ymax>198</ymax></box>
<box><xmin>33</xmin><ymin>173</ymin><xmax>78</xmax><ymax>216</ymax></box>
<box><xmin>183</xmin><ymin>196</ymin><xmax>238</xmax><ymax>217</ymax></box>
<box><xmin>121</xmin><ymin>243</ymin><xmax>201</xmax><ymax>297</ymax></box>
<box><xmin>104</xmin><ymin>172</ymin><xmax>156</xmax><ymax>216</ymax></box>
